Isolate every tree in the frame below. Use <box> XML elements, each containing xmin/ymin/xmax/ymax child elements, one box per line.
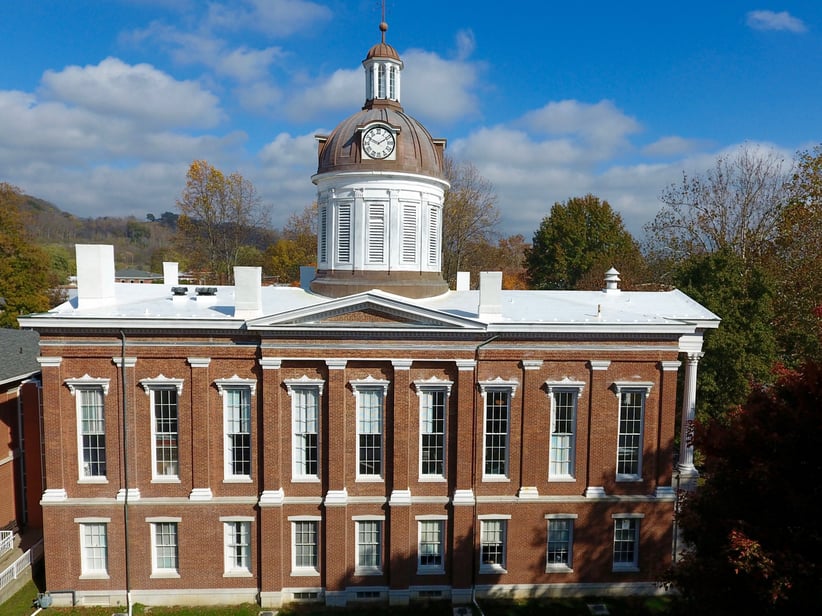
<box><xmin>767</xmin><ymin>145</ymin><xmax>822</xmax><ymax>364</ymax></box>
<box><xmin>667</xmin><ymin>361</ymin><xmax>822</xmax><ymax>615</ymax></box>
<box><xmin>672</xmin><ymin>249</ymin><xmax>777</xmax><ymax>421</ymax></box>
<box><xmin>525</xmin><ymin>194</ymin><xmax>647</xmax><ymax>290</ymax></box>
<box><xmin>264</xmin><ymin>202</ymin><xmax>317</xmax><ymax>285</ymax></box>
<box><xmin>441</xmin><ymin>157</ymin><xmax>500</xmax><ymax>285</ymax></box>
<box><xmin>646</xmin><ymin>145</ymin><xmax>791</xmax><ymax>265</ymax></box>
<box><xmin>0</xmin><ymin>183</ymin><xmax>52</xmax><ymax>327</ymax></box>
<box><xmin>175</xmin><ymin>160</ymin><xmax>270</xmax><ymax>284</ymax></box>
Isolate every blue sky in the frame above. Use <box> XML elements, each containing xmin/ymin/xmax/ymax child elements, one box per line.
<box><xmin>1</xmin><ymin>0</ymin><xmax>819</xmax><ymax>240</ymax></box>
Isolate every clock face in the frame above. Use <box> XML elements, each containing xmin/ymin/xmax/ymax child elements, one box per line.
<box><xmin>363</xmin><ymin>126</ymin><xmax>395</xmax><ymax>159</ymax></box>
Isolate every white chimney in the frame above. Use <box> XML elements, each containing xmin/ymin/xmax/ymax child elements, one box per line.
<box><xmin>478</xmin><ymin>271</ymin><xmax>503</xmax><ymax>321</ymax></box>
<box><xmin>603</xmin><ymin>267</ymin><xmax>621</xmax><ymax>294</ymax></box>
<box><xmin>76</xmin><ymin>244</ymin><xmax>115</xmax><ymax>309</ymax></box>
<box><xmin>234</xmin><ymin>267</ymin><xmax>262</xmax><ymax>319</ymax></box>
<box><xmin>456</xmin><ymin>271</ymin><xmax>470</xmax><ymax>291</ymax></box>
<box><xmin>163</xmin><ymin>262</ymin><xmax>179</xmax><ymax>286</ymax></box>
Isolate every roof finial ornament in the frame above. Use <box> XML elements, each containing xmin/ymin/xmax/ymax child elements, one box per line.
<box><xmin>380</xmin><ymin>0</ymin><xmax>388</xmax><ymax>44</ymax></box>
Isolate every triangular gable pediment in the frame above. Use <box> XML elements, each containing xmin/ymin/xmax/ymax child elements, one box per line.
<box><xmin>246</xmin><ymin>291</ymin><xmax>482</xmax><ymax>331</ymax></box>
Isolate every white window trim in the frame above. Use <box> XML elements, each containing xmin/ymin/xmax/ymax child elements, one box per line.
<box><xmin>353</xmin><ymin>515</ymin><xmax>385</xmax><ymax>576</ymax></box>
<box><xmin>546</xmin><ymin>381</ymin><xmax>584</xmax><ymax>482</ymax></box>
<box><xmin>350</xmin><ymin>377</ymin><xmax>389</xmax><ymax>482</ymax></box>
<box><xmin>415</xmin><ymin>515</ymin><xmax>447</xmax><ymax>574</ymax></box>
<box><xmin>478</xmin><ymin>379</ymin><xmax>518</xmax><ymax>481</ymax></box>
<box><xmin>414</xmin><ymin>378</ymin><xmax>453</xmax><ymax>481</ymax></box>
<box><xmin>216</xmin><ymin>378</ymin><xmax>255</xmax><ymax>482</ymax></box>
<box><xmin>545</xmin><ymin>513</ymin><xmax>578</xmax><ymax>573</ymax></box>
<box><xmin>289</xmin><ymin>515</ymin><xmax>321</xmax><ymax>577</ymax></box>
<box><xmin>478</xmin><ymin>516</ymin><xmax>510</xmax><ymax>574</ymax></box>
<box><xmin>613</xmin><ymin>383</ymin><xmax>652</xmax><ymax>482</ymax></box>
<box><xmin>141</xmin><ymin>376</ymin><xmax>184</xmax><ymax>483</ymax></box>
<box><xmin>67</xmin><ymin>377</ymin><xmax>111</xmax><ymax>483</ymax></box>
<box><xmin>612</xmin><ymin>513</ymin><xmax>644</xmax><ymax>572</ymax></box>
<box><xmin>148</xmin><ymin>517</ymin><xmax>181</xmax><ymax>578</ymax></box>
<box><xmin>285</xmin><ymin>377</ymin><xmax>325</xmax><ymax>482</ymax></box>
<box><xmin>220</xmin><ymin>516</ymin><xmax>253</xmax><ymax>577</ymax></box>
<box><xmin>77</xmin><ymin>518</ymin><xmax>110</xmax><ymax>579</ymax></box>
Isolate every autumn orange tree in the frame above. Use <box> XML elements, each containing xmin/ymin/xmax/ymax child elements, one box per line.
<box><xmin>175</xmin><ymin>160</ymin><xmax>270</xmax><ymax>284</ymax></box>
<box><xmin>0</xmin><ymin>183</ymin><xmax>52</xmax><ymax>326</ymax></box>
<box><xmin>264</xmin><ymin>202</ymin><xmax>317</xmax><ymax>285</ymax></box>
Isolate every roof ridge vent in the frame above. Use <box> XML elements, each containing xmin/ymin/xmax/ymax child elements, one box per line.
<box><xmin>603</xmin><ymin>268</ymin><xmax>621</xmax><ymax>293</ymax></box>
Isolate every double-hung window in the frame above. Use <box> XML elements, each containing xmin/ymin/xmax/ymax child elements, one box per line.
<box><xmin>417</xmin><ymin>517</ymin><xmax>446</xmax><ymax>573</ymax></box>
<box><xmin>221</xmin><ymin>517</ymin><xmax>252</xmax><ymax>576</ymax></box>
<box><xmin>479</xmin><ymin>516</ymin><xmax>509</xmax><ymax>573</ymax></box>
<box><xmin>148</xmin><ymin>518</ymin><xmax>180</xmax><ymax>577</ymax></box>
<box><xmin>351</xmin><ymin>378</ymin><xmax>389</xmax><ymax>480</ymax></box>
<box><xmin>546</xmin><ymin>381</ymin><xmax>584</xmax><ymax>480</ymax></box>
<box><xmin>285</xmin><ymin>378</ymin><xmax>324</xmax><ymax>481</ymax></box>
<box><xmin>612</xmin><ymin>514</ymin><xmax>643</xmax><ymax>571</ymax></box>
<box><xmin>216</xmin><ymin>378</ymin><xmax>256</xmax><ymax>481</ymax></box>
<box><xmin>613</xmin><ymin>383</ymin><xmax>652</xmax><ymax>480</ymax></box>
<box><xmin>141</xmin><ymin>377</ymin><xmax>184</xmax><ymax>481</ymax></box>
<box><xmin>290</xmin><ymin>516</ymin><xmax>320</xmax><ymax>576</ymax></box>
<box><xmin>354</xmin><ymin>516</ymin><xmax>384</xmax><ymax>575</ymax></box>
<box><xmin>545</xmin><ymin>514</ymin><xmax>577</xmax><ymax>571</ymax></box>
<box><xmin>414</xmin><ymin>379</ymin><xmax>452</xmax><ymax>480</ymax></box>
<box><xmin>77</xmin><ymin>518</ymin><xmax>109</xmax><ymax>578</ymax></box>
<box><xmin>479</xmin><ymin>380</ymin><xmax>518</xmax><ymax>479</ymax></box>
<box><xmin>66</xmin><ymin>377</ymin><xmax>110</xmax><ymax>481</ymax></box>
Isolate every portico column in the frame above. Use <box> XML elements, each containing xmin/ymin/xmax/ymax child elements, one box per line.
<box><xmin>677</xmin><ymin>352</ymin><xmax>703</xmax><ymax>490</ymax></box>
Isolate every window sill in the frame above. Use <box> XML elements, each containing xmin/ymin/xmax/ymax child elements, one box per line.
<box><xmin>418</xmin><ymin>476</ymin><xmax>446</xmax><ymax>483</ymax></box>
<box><xmin>290</xmin><ymin>568</ymin><xmax>320</xmax><ymax>577</ymax></box>
<box><xmin>615</xmin><ymin>476</ymin><xmax>642</xmax><ymax>483</ymax></box>
<box><xmin>150</xmin><ymin>571</ymin><xmax>180</xmax><ymax>579</ymax></box>
<box><xmin>223</xmin><ymin>476</ymin><xmax>252</xmax><ymax>483</ymax></box>
<box><xmin>481</xmin><ymin>476</ymin><xmax>510</xmax><ymax>483</ymax></box>
<box><xmin>545</xmin><ymin>564</ymin><xmax>573</xmax><ymax>573</ymax></box>
<box><xmin>291</xmin><ymin>476</ymin><xmax>321</xmax><ymax>483</ymax></box>
<box><xmin>151</xmin><ymin>477</ymin><xmax>181</xmax><ymax>484</ymax></box>
<box><xmin>355</xmin><ymin>476</ymin><xmax>384</xmax><ymax>483</ymax></box>
<box><xmin>79</xmin><ymin>573</ymin><xmax>110</xmax><ymax>580</ymax></box>
<box><xmin>479</xmin><ymin>565</ymin><xmax>507</xmax><ymax>575</ymax></box>
<box><xmin>416</xmin><ymin>567</ymin><xmax>445</xmax><ymax>575</ymax></box>
<box><xmin>223</xmin><ymin>570</ymin><xmax>253</xmax><ymax>578</ymax></box>
<box><xmin>547</xmin><ymin>476</ymin><xmax>576</xmax><ymax>483</ymax></box>
<box><xmin>78</xmin><ymin>477</ymin><xmax>108</xmax><ymax>484</ymax></box>
<box><xmin>354</xmin><ymin>567</ymin><xmax>383</xmax><ymax>577</ymax></box>
<box><xmin>612</xmin><ymin>565</ymin><xmax>640</xmax><ymax>573</ymax></box>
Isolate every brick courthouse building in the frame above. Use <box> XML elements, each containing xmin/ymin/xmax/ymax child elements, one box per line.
<box><xmin>19</xmin><ymin>21</ymin><xmax>719</xmax><ymax>609</ymax></box>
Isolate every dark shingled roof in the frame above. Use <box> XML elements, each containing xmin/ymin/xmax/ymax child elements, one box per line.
<box><xmin>0</xmin><ymin>328</ymin><xmax>40</xmax><ymax>385</ymax></box>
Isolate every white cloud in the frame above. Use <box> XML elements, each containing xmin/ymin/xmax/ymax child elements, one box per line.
<box><xmin>40</xmin><ymin>57</ymin><xmax>223</xmax><ymax>129</ymax></box>
<box><xmin>215</xmin><ymin>46</ymin><xmax>285</xmax><ymax>82</ymax></box>
<box><xmin>205</xmin><ymin>0</ymin><xmax>332</xmax><ymax>36</ymax></box>
<box><xmin>402</xmin><ymin>49</ymin><xmax>482</xmax><ymax>124</ymax></box>
<box><xmin>284</xmin><ymin>68</ymin><xmax>362</xmax><ymax>121</ymax></box>
<box><xmin>746</xmin><ymin>10</ymin><xmax>807</xmax><ymax>33</ymax></box>
<box><xmin>642</xmin><ymin>136</ymin><xmax>707</xmax><ymax>157</ymax></box>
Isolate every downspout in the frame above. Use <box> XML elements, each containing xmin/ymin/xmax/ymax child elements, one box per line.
<box><xmin>471</xmin><ymin>335</ymin><xmax>497</xmax><ymax>615</ymax></box>
<box><xmin>120</xmin><ymin>331</ymin><xmax>132</xmax><ymax>616</ymax></box>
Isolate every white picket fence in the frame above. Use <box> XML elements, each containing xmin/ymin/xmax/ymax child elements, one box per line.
<box><xmin>0</xmin><ymin>538</ymin><xmax>43</xmax><ymax>595</ymax></box>
<box><xmin>0</xmin><ymin>531</ymin><xmax>13</xmax><ymax>556</ymax></box>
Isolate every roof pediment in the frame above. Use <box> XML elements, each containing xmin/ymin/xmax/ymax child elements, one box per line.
<box><xmin>246</xmin><ymin>291</ymin><xmax>482</xmax><ymax>331</ymax></box>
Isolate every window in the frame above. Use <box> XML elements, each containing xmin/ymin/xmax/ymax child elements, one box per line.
<box><xmin>614</xmin><ymin>384</ymin><xmax>651</xmax><ymax>480</ymax></box>
<box><xmin>479</xmin><ymin>518</ymin><xmax>507</xmax><ymax>572</ymax></box>
<box><xmin>355</xmin><ymin>519</ymin><xmax>383</xmax><ymax>575</ymax></box>
<box><xmin>66</xmin><ymin>377</ymin><xmax>110</xmax><ymax>481</ymax></box>
<box><xmin>79</xmin><ymin>522</ymin><xmax>108</xmax><ymax>577</ymax></box>
<box><xmin>351</xmin><ymin>378</ymin><xmax>388</xmax><ymax>479</ymax></box>
<box><xmin>546</xmin><ymin>382</ymin><xmax>584</xmax><ymax>480</ymax></box>
<box><xmin>417</xmin><ymin>519</ymin><xmax>445</xmax><ymax>573</ymax></box>
<box><xmin>224</xmin><ymin>388</ymin><xmax>251</xmax><ymax>479</ymax></box>
<box><xmin>291</xmin><ymin>518</ymin><xmax>320</xmax><ymax>575</ymax></box>
<box><xmin>150</xmin><ymin>520</ymin><xmax>179</xmax><ymax>576</ymax></box>
<box><xmin>414</xmin><ymin>380</ymin><xmax>451</xmax><ymax>479</ymax></box>
<box><xmin>367</xmin><ymin>203</ymin><xmax>386</xmax><ymax>263</ymax></box>
<box><xmin>479</xmin><ymin>380</ymin><xmax>517</xmax><ymax>479</ymax></box>
<box><xmin>141</xmin><ymin>377</ymin><xmax>184</xmax><ymax>481</ymax></box>
<box><xmin>545</xmin><ymin>514</ymin><xmax>577</xmax><ymax>571</ymax></box>
<box><xmin>79</xmin><ymin>389</ymin><xmax>106</xmax><ymax>478</ymax></box>
<box><xmin>285</xmin><ymin>379</ymin><xmax>323</xmax><ymax>481</ymax></box>
<box><xmin>223</xmin><ymin>520</ymin><xmax>251</xmax><ymax>575</ymax></box>
<box><xmin>613</xmin><ymin>516</ymin><xmax>642</xmax><ymax>570</ymax></box>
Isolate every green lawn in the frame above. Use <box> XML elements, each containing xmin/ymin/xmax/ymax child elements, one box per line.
<box><xmin>2</xmin><ymin>572</ymin><xmax>676</xmax><ymax>616</ymax></box>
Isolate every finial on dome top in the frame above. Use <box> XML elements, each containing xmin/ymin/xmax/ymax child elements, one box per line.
<box><xmin>379</xmin><ymin>0</ymin><xmax>388</xmax><ymax>43</ymax></box>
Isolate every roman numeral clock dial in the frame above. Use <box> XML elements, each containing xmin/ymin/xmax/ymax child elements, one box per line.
<box><xmin>363</xmin><ymin>126</ymin><xmax>395</xmax><ymax>159</ymax></box>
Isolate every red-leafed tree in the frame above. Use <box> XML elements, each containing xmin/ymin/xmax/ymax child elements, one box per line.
<box><xmin>666</xmin><ymin>360</ymin><xmax>822</xmax><ymax>615</ymax></box>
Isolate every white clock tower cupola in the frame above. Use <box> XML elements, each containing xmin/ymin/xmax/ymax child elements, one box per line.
<box><xmin>364</xmin><ymin>21</ymin><xmax>403</xmax><ymax>106</ymax></box>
